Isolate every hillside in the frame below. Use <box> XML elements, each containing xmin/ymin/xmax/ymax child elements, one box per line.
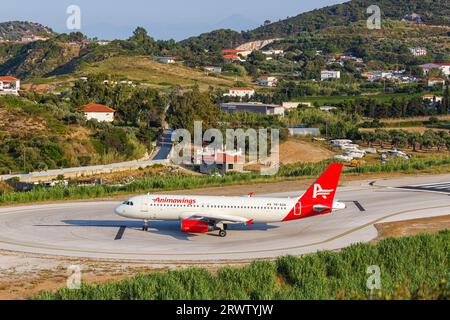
<box><xmin>182</xmin><ymin>0</ymin><xmax>450</xmax><ymax>49</ymax></box>
<box><xmin>0</xmin><ymin>95</ymin><xmax>148</xmax><ymax>174</ymax></box>
<box><xmin>0</xmin><ymin>40</ymin><xmax>81</xmax><ymax>78</ymax></box>
<box><xmin>249</xmin><ymin>0</ymin><xmax>449</xmax><ymax>39</ymax></box>
<box><xmin>0</xmin><ymin>21</ymin><xmax>54</xmax><ymax>41</ymax></box>
<box><xmin>78</xmin><ymin>56</ymin><xmax>250</xmax><ymax>91</ymax></box>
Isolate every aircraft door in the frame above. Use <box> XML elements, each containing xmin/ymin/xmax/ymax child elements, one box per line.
<box><xmin>294</xmin><ymin>202</ymin><xmax>301</xmax><ymax>216</ymax></box>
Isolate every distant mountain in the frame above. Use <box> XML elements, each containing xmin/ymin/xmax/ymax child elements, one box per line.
<box><xmin>0</xmin><ymin>21</ymin><xmax>54</xmax><ymax>41</ymax></box>
<box><xmin>212</xmin><ymin>14</ymin><xmax>259</xmax><ymax>32</ymax></box>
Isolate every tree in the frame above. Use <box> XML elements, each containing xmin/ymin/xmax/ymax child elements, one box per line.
<box><xmin>407</xmin><ymin>132</ymin><xmax>421</xmax><ymax>152</ymax></box>
<box><xmin>374</xmin><ymin>129</ymin><xmax>390</xmax><ymax>148</ymax></box>
<box><xmin>166</xmin><ymin>90</ymin><xmax>221</xmax><ymax>133</ymax></box>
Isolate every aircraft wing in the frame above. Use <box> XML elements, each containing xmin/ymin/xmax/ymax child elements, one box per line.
<box><xmin>184</xmin><ymin>213</ymin><xmax>253</xmax><ymax>225</ymax></box>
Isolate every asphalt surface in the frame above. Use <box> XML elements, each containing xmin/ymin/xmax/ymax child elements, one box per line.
<box><xmin>0</xmin><ymin>174</ymin><xmax>449</xmax><ymax>261</ymax></box>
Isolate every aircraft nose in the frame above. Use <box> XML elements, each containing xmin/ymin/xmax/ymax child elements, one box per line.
<box><xmin>114</xmin><ymin>205</ymin><xmax>125</xmax><ymax>216</ymax></box>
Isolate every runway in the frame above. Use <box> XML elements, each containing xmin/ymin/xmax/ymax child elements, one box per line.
<box><xmin>0</xmin><ymin>174</ymin><xmax>449</xmax><ymax>261</ymax></box>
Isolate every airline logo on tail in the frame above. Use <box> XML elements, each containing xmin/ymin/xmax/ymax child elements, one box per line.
<box><xmin>313</xmin><ymin>184</ymin><xmax>334</xmax><ymax>199</ymax></box>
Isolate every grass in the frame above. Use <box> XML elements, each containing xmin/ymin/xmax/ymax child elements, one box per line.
<box><xmin>1</xmin><ymin>156</ymin><xmax>450</xmax><ymax>205</ymax></box>
<box><xmin>79</xmin><ymin>56</ymin><xmax>250</xmax><ymax>91</ymax></box>
<box><xmin>32</xmin><ymin>230</ymin><xmax>450</xmax><ymax>300</ymax></box>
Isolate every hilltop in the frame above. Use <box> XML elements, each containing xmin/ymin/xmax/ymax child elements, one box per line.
<box><xmin>182</xmin><ymin>0</ymin><xmax>450</xmax><ymax>49</ymax></box>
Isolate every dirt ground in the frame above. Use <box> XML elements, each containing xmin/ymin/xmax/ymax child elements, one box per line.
<box><xmin>374</xmin><ymin>214</ymin><xmax>450</xmax><ymax>241</ymax></box>
<box><xmin>278</xmin><ymin>139</ymin><xmax>335</xmax><ymax>164</ymax></box>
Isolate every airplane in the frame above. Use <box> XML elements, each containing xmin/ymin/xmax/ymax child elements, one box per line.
<box><xmin>114</xmin><ymin>163</ymin><xmax>346</xmax><ymax>237</ymax></box>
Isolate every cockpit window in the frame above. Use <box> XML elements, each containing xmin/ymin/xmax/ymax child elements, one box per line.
<box><xmin>122</xmin><ymin>201</ymin><xmax>134</xmax><ymax>206</ymax></box>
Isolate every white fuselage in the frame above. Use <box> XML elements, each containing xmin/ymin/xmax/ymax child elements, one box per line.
<box><xmin>114</xmin><ymin>194</ymin><xmax>345</xmax><ymax>223</ymax></box>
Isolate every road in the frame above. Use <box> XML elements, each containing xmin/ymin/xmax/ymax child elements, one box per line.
<box><xmin>0</xmin><ymin>174</ymin><xmax>449</xmax><ymax>261</ymax></box>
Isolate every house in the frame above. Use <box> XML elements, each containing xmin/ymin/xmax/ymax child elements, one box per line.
<box><xmin>0</xmin><ymin>76</ymin><xmax>20</xmax><ymax>95</ymax></box>
<box><xmin>261</xmin><ymin>49</ymin><xmax>284</xmax><ymax>56</ymax></box>
<box><xmin>81</xmin><ymin>103</ymin><xmax>116</xmax><ymax>122</ymax></box>
<box><xmin>257</xmin><ymin>76</ymin><xmax>277</xmax><ymax>87</ymax></box>
<box><xmin>220</xmin><ymin>102</ymin><xmax>284</xmax><ymax>116</ymax></box>
<box><xmin>419</xmin><ymin>63</ymin><xmax>450</xmax><ymax>76</ymax></box>
<box><xmin>222</xmin><ymin>49</ymin><xmax>251</xmax><ymax>58</ymax></box>
<box><xmin>410</xmin><ymin>47</ymin><xmax>427</xmax><ymax>57</ymax></box>
<box><xmin>153</xmin><ymin>56</ymin><xmax>176</xmax><ymax>64</ymax></box>
<box><xmin>321</xmin><ymin>70</ymin><xmax>341</xmax><ymax>81</ymax></box>
<box><xmin>402</xmin><ymin>13</ymin><xmax>422</xmax><ymax>23</ymax></box>
<box><xmin>320</xmin><ymin>106</ymin><xmax>337</xmax><ymax>112</ymax></box>
<box><xmin>223</xmin><ymin>54</ymin><xmax>244</xmax><ymax>62</ymax></box>
<box><xmin>422</xmin><ymin>94</ymin><xmax>443</xmax><ymax>104</ymax></box>
<box><xmin>427</xmin><ymin>78</ymin><xmax>445</xmax><ymax>88</ymax></box>
<box><xmin>21</xmin><ymin>34</ymin><xmax>49</xmax><ymax>43</ymax></box>
<box><xmin>439</xmin><ymin>63</ymin><xmax>450</xmax><ymax>76</ymax></box>
<box><xmin>223</xmin><ymin>87</ymin><xmax>255</xmax><ymax>98</ymax></box>
<box><xmin>204</xmin><ymin>66</ymin><xmax>222</xmax><ymax>74</ymax></box>
<box><xmin>196</xmin><ymin>148</ymin><xmax>244</xmax><ymax>175</ymax></box>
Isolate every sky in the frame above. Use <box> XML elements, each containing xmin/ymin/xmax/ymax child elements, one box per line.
<box><xmin>0</xmin><ymin>0</ymin><xmax>347</xmax><ymax>41</ymax></box>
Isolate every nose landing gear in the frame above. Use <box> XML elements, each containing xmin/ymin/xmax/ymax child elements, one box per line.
<box><xmin>142</xmin><ymin>220</ymin><xmax>149</xmax><ymax>232</ymax></box>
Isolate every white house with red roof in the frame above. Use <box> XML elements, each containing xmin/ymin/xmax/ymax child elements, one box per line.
<box><xmin>427</xmin><ymin>78</ymin><xmax>446</xmax><ymax>88</ymax></box>
<box><xmin>0</xmin><ymin>76</ymin><xmax>20</xmax><ymax>95</ymax></box>
<box><xmin>223</xmin><ymin>87</ymin><xmax>255</xmax><ymax>98</ymax></box>
<box><xmin>81</xmin><ymin>103</ymin><xmax>116</xmax><ymax>122</ymax></box>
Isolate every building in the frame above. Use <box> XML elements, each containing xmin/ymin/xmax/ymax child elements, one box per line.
<box><xmin>223</xmin><ymin>54</ymin><xmax>243</xmax><ymax>62</ymax></box>
<box><xmin>81</xmin><ymin>103</ymin><xmax>116</xmax><ymax>122</ymax></box>
<box><xmin>21</xmin><ymin>34</ymin><xmax>49</xmax><ymax>43</ymax></box>
<box><xmin>204</xmin><ymin>66</ymin><xmax>222</xmax><ymax>74</ymax></box>
<box><xmin>257</xmin><ymin>76</ymin><xmax>277</xmax><ymax>87</ymax></box>
<box><xmin>422</xmin><ymin>94</ymin><xmax>443</xmax><ymax>104</ymax></box>
<box><xmin>439</xmin><ymin>63</ymin><xmax>450</xmax><ymax>76</ymax></box>
<box><xmin>320</xmin><ymin>106</ymin><xmax>337</xmax><ymax>112</ymax></box>
<box><xmin>410</xmin><ymin>47</ymin><xmax>427</xmax><ymax>57</ymax></box>
<box><xmin>152</xmin><ymin>56</ymin><xmax>176</xmax><ymax>64</ymax></box>
<box><xmin>321</xmin><ymin>70</ymin><xmax>341</xmax><ymax>81</ymax></box>
<box><xmin>0</xmin><ymin>76</ymin><xmax>20</xmax><ymax>95</ymax></box>
<box><xmin>419</xmin><ymin>63</ymin><xmax>450</xmax><ymax>76</ymax></box>
<box><xmin>221</xmin><ymin>102</ymin><xmax>284</xmax><ymax>116</ymax></box>
<box><xmin>427</xmin><ymin>78</ymin><xmax>446</xmax><ymax>88</ymax></box>
<box><xmin>261</xmin><ymin>49</ymin><xmax>284</xmax><ymax>56</ymax></box>
<box><xmin>223</xmin><ymin>87</ymin><xmax>255</xmax><ymax>98</ymax></box>
<box><xmin>196</xmin><ymin>148</ymin><xmax>244</xmax><ymax>175</ymax></box>
<box><xmin>222</xmin><ymin>49</ymin><xmax>252</xmax><ymax>58</ymax></box>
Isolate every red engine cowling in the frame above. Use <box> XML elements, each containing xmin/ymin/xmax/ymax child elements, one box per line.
<box><xmin>181</xmin><ymin>219</ymin><xmax>214</xmax><ymax>233</ymax></box>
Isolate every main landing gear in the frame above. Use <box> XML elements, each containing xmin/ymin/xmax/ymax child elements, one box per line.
<box><xmin>142</xmin><ymin>220</ymin><xmax>149</xmax><ymax>232</ymax></box>
<box><xmin>218</xmin><ymin>224</ymin><xmax>228</xmax><ymax>237</ymax></box>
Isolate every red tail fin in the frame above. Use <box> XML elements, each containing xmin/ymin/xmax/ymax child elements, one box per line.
<box><xmin>283</xmin><ymin>163</ymin><xmax>343</xmax><ymax>221</ymax></box>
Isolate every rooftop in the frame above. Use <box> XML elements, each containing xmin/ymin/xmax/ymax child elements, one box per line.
<box><xmin>81</xmin><ymin>103</ymin><xmax>116</xmax><ymax>113</ymax></box>
<box><xmin>0</xmin><ymin>76</ymin><xmax>19</xmax><ymax>81</ymax></box>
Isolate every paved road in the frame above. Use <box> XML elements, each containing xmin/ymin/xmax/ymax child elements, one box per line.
<box><xmin>0</xmin><ymin>174</ymin><xmax>449</xmax><ymax>261</ymax></box>
<box><xmin>152</xmin><ymin>129</ymin><xmax>173</xmax><ymax>161</ymax></box>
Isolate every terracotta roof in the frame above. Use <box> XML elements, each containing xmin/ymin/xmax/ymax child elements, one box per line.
<box><xmin>81</xmin><ymin>103</ymin><xmax>116</xmax><ymax>113</ymax></box>
<box><xmin>0</xmin><ymin>76</ymin><xmax>18</xmax><ymax>81</ymax></box>
<box><xmin>428</xmin><ymin>78</ymin><xmax>445</xmax><ymax>81</ymax></box>
<box><xmin>230</xmin><ymin>87</ymin><xmax>255</xmax><ymax>91</ymax></box>
<box><xmin>222</xmin><ymin>49</ymin><xmax>243</xmax><ymax>53</ymax></box>
<box><xmin>223</xmin><ymin>54</ymin><xmax>240</xmax><ymax>60</ymax></box>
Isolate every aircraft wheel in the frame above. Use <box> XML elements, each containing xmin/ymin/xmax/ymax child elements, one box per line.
<box><xmin>219</xmin><ymin>230</ymin><xmax>227</xmax><ymax>238</ymax></box>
